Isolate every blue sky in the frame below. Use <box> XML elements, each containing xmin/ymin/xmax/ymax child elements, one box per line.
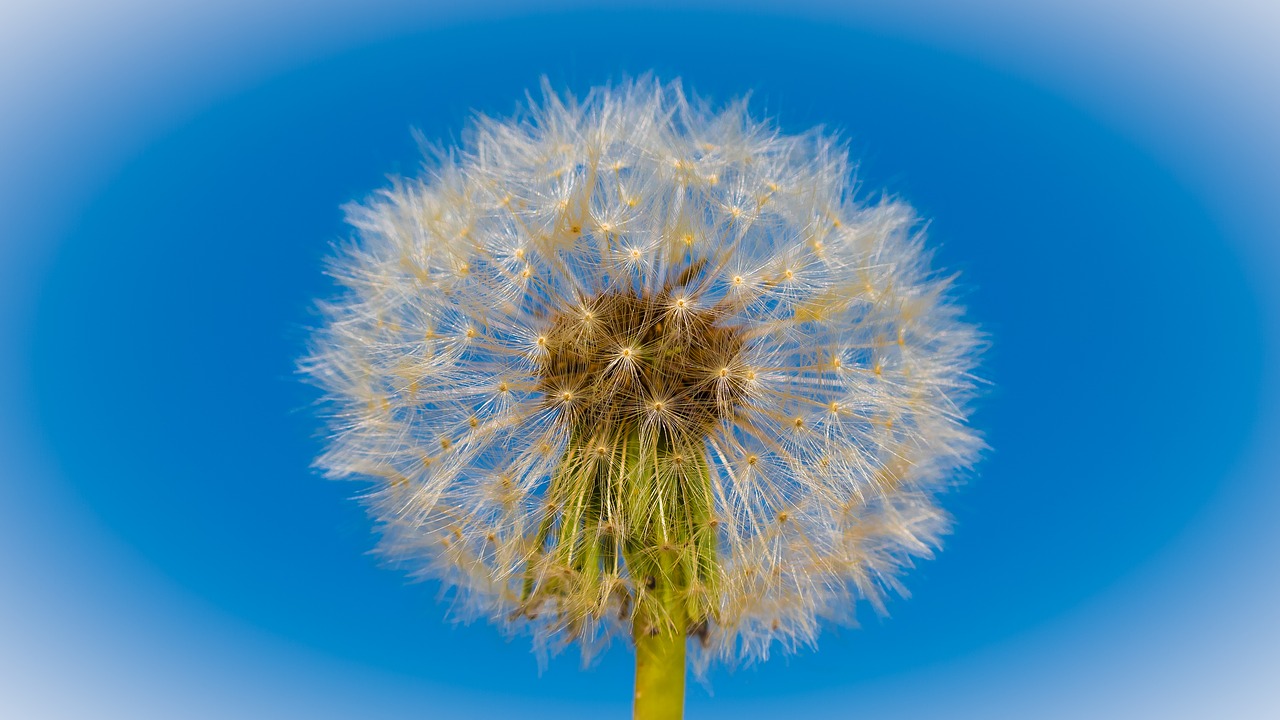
<box><xmin>2</xmin><ymin>3</ymin><xmax>1277</xmax><ymax>719</ymax></box>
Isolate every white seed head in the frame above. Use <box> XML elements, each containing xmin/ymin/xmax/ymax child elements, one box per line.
<box><xmin>303</xmin><ymin>78</ymin><xmax>982</xmax><ymax>672</ymax></box>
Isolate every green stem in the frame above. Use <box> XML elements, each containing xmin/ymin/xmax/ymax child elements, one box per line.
<box><xmin>628</xmin><ymin>429</ymin><xmax>690</xmax><ymax>720</ymax></box>
<box><xmin>633</xmin><ymin>600</ymin><xmax>686</xmax><ymax>720</ymax></box>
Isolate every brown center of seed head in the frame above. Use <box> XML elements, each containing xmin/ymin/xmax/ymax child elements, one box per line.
<box><xmin>537</xmin><ymin>288</ymin><xmax>747</xmax><ymax>435</ymax></box>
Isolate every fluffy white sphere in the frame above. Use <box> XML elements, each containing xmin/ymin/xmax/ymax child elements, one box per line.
<box><xmin>303</xmin><ymin>78</ymin><xmax>982</xmax><ymax>670</ymax></box>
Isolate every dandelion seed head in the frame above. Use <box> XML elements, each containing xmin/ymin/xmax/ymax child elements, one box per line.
<box><xmin>304</xmin><ymin>77</ymin><xmax>982</xmax><ymax>672</ymax></box>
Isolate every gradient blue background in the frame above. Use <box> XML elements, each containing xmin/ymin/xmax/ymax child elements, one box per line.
<box><xmin>3</xmin><ymin>3</ymin><xmax>1277</xmax><ymax>718</ymax></box>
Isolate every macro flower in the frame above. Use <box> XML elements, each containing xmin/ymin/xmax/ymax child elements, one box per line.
<box><xmin>303</xmin><ymin>78</ymin><xmax>981</xmax><ymax>716</ymax></box>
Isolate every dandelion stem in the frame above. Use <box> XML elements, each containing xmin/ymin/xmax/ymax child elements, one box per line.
<box><xmin>633</xmin><ymin>580</ymin><xmax>687</xmax><ymax>720</ymax></box>
<box><xmin>627</xmin><ymin>428</ymin><xmax>699</xmax><ymax>720</ymax></box>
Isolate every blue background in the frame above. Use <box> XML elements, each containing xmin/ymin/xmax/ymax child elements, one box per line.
<box><xmin>6</xmin><ymin>6</ymin><xmax>1275</xmax><ymax>719</ymax></box>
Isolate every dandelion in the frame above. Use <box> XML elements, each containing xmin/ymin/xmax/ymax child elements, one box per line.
<box><xmin>303</xmin><ymin>78</ymin><xmax>982</xmax><ymax>719</ymax></box>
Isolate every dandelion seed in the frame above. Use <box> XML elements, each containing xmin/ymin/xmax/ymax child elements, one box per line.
<box><xmin>303</xmin><ymin>77</ymin><xmax>982</xmax><ymax>719</ymax></box>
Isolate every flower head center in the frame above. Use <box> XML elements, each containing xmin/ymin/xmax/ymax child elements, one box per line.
<box><xmin>536</xmin><ymin>288</ymin><xmax>745</xmax><ymax>435</ymax></box>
